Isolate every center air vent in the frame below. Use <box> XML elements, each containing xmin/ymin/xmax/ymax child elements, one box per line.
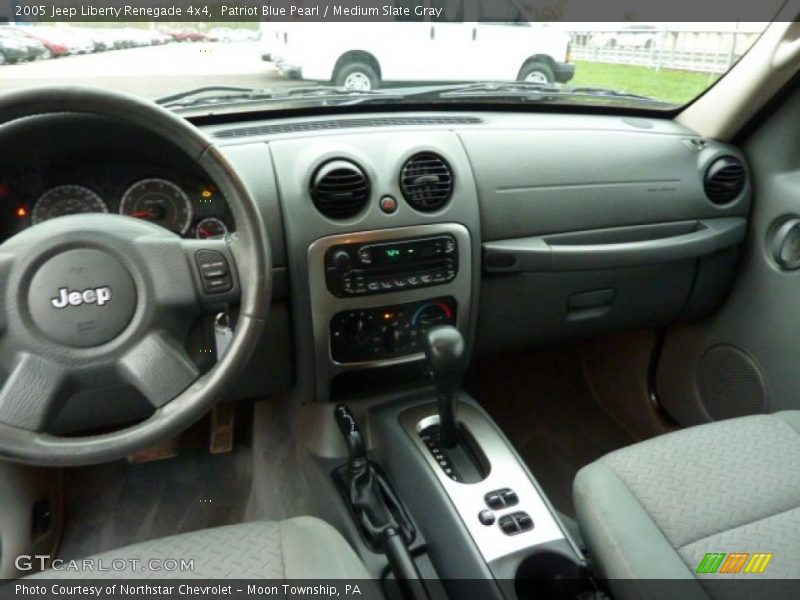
<box><xmin>400</xmin><ymin>153</ymin><xmax>454</xmax><ymax>212</ymax></box>
<box><xmin>310</xmin><ymin>160</ymin><xmax>370</xmax><ymax>219</ymax></box>
<box><xmin>704</xmin><ymin>156</ymin><xmax>746</xmax><ymax>205</ymax></box>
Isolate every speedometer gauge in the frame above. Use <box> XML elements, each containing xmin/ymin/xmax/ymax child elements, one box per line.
<box><xmin>32</xmin><ymin>185</ymin><xmax>108</xmax><ymax>225</ymax></box>
<box><xmin>120</xmin><ymin>178</ymin><xmax>193</xmax><ymax>235</ymax></box>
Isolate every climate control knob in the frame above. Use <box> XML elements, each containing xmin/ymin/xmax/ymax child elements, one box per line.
<box><xmin>383</xmin><ymin>324</ymin><xmax>403</xmax><ymax>353</ymax></box>
<box><xmin>342</xmin><ymin>315</ymin><xmax>372</xmax><ymax>346</ymax></box>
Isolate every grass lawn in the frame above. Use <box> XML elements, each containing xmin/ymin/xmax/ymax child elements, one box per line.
<box><xmin>570</xmin><ymin>61</ymin><xmax>721</xmax><ymax>105</ymax></box>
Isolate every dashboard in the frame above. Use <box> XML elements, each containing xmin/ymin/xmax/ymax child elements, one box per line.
<box><xmin>0</xmin><ymin>108</ymin><xmax>753</xmax><ymax>427</ymax></box>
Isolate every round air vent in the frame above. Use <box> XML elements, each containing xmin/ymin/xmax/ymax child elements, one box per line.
<box><xmin>310</xmin><ymin>160</ymin><xmax>370</xmax><ymax>219</ymax></box>
<box><xmin>704</xmin><ymin>156</ymin><xmax>746</xmax><ymax>205</ymax></box>
<box><xmin>400</xmin><ymin>152</ymin><xmax>453</xmax><ymax>212</ymax></box>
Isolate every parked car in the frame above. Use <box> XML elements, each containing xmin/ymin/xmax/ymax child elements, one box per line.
<box><xmin>208</xmin><ymin>27</ymin><xmax>257</xmax><ymax>43</ymax></box>
<box><xmin>18</xmin><ymin>27</ymin><xmax>70</xmax><ymax>58</ymax></box>
<box><xmin>0</xmin><ymin>32</ymin><xmax>29</xmax><ymax>64</ymax></box>
<box><xmin>28</xmin><ymin>28</ymin><xmax>93</xmax><ymax>55</ymax></box>
<box><xmin>171</xmin><ymin>28</ymin><xmax>209</xmax><ymax>43</ymax></box>
<box><xmin>264</xmin><ymin>0</ymin><xmax>574</xmax><ymax>89</ymax></box>
<box><xmin>0</xmin><ymin>27</ymin><xmax>47</xmax><ymax>61</ymax></box>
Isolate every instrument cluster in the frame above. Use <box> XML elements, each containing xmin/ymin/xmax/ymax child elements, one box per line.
<box><xmin>0</xmin><ymin>163</ymin><xmax>234</xmax><ymax>242</ymax></box>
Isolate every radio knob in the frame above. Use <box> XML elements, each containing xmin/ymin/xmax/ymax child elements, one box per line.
<box><xmin>330</xmin><ymin>250</ymin><xmax>351</xmax><ymax>270</ymax></box>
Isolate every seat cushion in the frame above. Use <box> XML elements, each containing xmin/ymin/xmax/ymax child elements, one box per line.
<box><xmin>31</xmin><ymin>517</ymin><xmax>370</xmax><ymax>579</ymax></box>
<box><xmin>574</xmin><ymin>411</ymin><xmax>800</xmax><ymax>598</ymax></box>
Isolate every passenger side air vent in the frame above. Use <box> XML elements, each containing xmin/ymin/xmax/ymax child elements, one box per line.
<box><xmin>704</xmin><ymin>156</ymin><xmax>746</xmax><ymax>205</ymax></box>
<box><xmin>400</xmin><ymin>153</ymin><xmax>453</xmax><ymax>212</ymax></box>
<box><xmin>310</xmin><ymin>160</ymin><xmax>370</xmax><ymax>219</ymax></box>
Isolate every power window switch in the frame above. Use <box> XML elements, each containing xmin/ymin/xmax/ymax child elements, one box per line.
<box><xmin>516</xmin><ymin>512</ymin><xmax>534</xmax><ymax>531</ymax></box>
<box><xmin>498</xmin><ymin>515</ymin><xmax>520</xmax><ymax>535</ymax></box>
<box><xmin>485</xmin><ymin>492</ymin><xmax>505</xmax><ymax>510</ymax></box>
<box><xmin>500</xmin><ymin>489</ymin><xmax>519</xmax><ymax>507</ymax></box>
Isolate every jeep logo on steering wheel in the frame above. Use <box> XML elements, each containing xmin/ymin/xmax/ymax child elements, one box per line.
<box><xmin>51</xmin><ymin>286</ymin><xmax>113</xmax><ymax>309</ymax></box>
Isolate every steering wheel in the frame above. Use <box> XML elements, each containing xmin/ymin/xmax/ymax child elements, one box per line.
<box><xmin>0</xmin><ymin>87</ymin><xmax>271</xmax><ymax>466</ymax></box>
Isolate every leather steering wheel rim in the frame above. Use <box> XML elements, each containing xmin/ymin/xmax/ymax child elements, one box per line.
<box><xmin>0</xmin><ymin>86</ymin><xmax>271</xmax><ymax>466</ymax></box>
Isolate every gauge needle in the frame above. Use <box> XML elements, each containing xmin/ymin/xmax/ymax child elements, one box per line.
<box><xmin>131</xmin><ymin>210</ymin><xmax>155</xmax><ymax>218</ymax></box>
<box><xmin>199</xmin><ymin>227</ymin><xmax>212</xmax><ymax>237</ymax></box>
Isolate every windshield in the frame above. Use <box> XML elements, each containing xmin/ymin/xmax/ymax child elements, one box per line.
<box><xmin>0</xmin><ymin>9</ymin><xmax>771</xmax><ymax>114</ymax></box>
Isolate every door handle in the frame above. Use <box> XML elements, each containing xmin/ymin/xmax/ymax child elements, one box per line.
<box><xmin>430</xmin><ymin>26</ymin><xmax>435</xmax><ymax>40</ymax></box>
<box><xmin>772</xmin><ymin>218</ymin><xmax>800</xmax><ymax>270</ymax></box>
<box><xmin>472</xmin><ymin>28</ymin><xmax>477</xmax><ymax>41</ymax></box>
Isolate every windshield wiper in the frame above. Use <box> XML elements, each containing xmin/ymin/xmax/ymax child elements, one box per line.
<box><xmin>156</xmin><ymin>85</ymin><xmax>407</xmax><ymax>110</ymax></box>
<box><xmin>156</xmin><ymin>86</ymin><xmax>276</xmax><ymax>108</ymax></box>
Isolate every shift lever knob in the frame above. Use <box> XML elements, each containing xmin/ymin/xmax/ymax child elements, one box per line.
<box><xmin>424</xmin><ymin>325</ymin><xmax>465</xmax><ymax>448</ymax></box>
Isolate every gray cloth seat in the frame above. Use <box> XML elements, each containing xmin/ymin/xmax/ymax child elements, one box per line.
<box><xmin>31</xmin><ymin>517</ymin><xmax>371</xmax><ymax>579</ymax></box>
<box><xmin>574</xmin><ymin>411</ymin><xmax>800</xmax><ymax>599</ymax></box>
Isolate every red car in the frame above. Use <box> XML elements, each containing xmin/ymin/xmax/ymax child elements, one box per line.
<box><xmin>170</xmin><ymin>28</ymin><xmax>208</xmax><ymax>42</ymax></box>
<box><xmin>21</xmin><ymin>29</ymin><xmax>70</xmax><ymax>58</ymax></box>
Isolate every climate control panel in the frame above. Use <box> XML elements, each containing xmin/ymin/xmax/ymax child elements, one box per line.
<box><xmin>330</xmin><ymin>297</ymin><xmax>457</xmax><ymax>363</ymax></box>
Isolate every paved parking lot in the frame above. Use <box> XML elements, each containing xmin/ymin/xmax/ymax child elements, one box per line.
<box><xmin>0</xmin><ymin>41</ymin><xmax>309</xmax><ymax>99</ymax></box>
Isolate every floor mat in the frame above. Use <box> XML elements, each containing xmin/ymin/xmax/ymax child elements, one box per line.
<box><xmin>57</xmin><ymin>399</ymin><xmax>311</xmax><ymax>559</ymax></box>
<box><xmin>465</xmin><ymin>346</ymin><xmax>634</xmax><ymax>517</ymax></box>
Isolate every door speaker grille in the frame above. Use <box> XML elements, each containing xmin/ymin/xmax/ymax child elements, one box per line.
<box><xmin>697</xmin><ymin>345</ymin><xmax>767</xmax><ymax>420</ymax></box>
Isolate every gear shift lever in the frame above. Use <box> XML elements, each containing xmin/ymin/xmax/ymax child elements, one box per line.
<box><xmin>424</xmin><ymin>325</ymin><xmax>465</xmax><ymax>448</ymax></box>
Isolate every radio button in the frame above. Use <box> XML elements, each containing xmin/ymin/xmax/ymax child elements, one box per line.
<box><xmin>380</xmin><ymin>281</ymin><xmax>393</xmax><ymax>290</ymax></box>
<box><xmin>330</xmin><ymin>250</ymin><xmax>351</xmax><ymax>270</ymax></box>
<box><xmin>407</xmin><ymin>276</ymin><xmax>420</xmax><ymax>286</ymax></box>
<box><xmin>358</xmin><ymin>248</ymin><xmax>372</xmax><ymax>264</ymax></box>
<box><xmin>367</xmin><ymin>282</ymin><xmax>380</xmax><ymax>291</ymax></box>
<box><xmin>394</xmin><ymin>279</ymin><xmax>407</xmax><ymax>288</ymax></box>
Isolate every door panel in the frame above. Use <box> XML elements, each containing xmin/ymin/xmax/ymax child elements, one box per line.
<box><xmin>657</xmin><ymin>82</ymin><xmax>800</xmax><ymax>424</ymax></box>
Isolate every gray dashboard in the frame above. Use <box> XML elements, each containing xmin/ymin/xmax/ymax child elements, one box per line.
<box><xmin>0</xmin><ymin>109</ymin><xmax>751</xmax><ymax>425</ymax></box>
<box><xmin>208</xmin><ymin>111</ymin><xmax>750</xmax><ymax>403</ymax></box>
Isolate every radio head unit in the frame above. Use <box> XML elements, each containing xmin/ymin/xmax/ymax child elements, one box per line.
<box><xmin>324</xmin><ymin>234</ymin><xmax>458</xmax><ymax>297</ymax></box>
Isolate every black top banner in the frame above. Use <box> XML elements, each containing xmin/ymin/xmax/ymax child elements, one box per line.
<box><xmin>0</xmin><ymin>0</ymin><xmax>792</xmax><ymax>23</ymax></box>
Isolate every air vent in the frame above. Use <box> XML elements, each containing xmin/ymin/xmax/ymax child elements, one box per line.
<box><xmin>400</xmin><ymin>152</ymin><xmax>454</xmax><ymax>212</ymax></box>
<box><xmin>310</xmin><ymin>160</ymin><xmax>370</xmax><ymax>219</ymax></box>
<box><xmin>214</xmin><ymin>116</ymin><xmax>483</xmax><ymax>138</ymax></box>
<box><xmin>704</xmin><ymin>156</ymin><xmax>746</xmax><ymax>205</ymax></box>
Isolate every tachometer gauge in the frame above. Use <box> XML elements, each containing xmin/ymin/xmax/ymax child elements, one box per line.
<box><xmin>120</xmin><ymin>178</ymin><xmax>193</xmax><ymax>235</ymax></box>
<box><xmin>195</xmin><ymin>217</ymin><xmax>228</xmax><ymax>239</ymax></box>
<box><xmin>31</xmin><ymin>185</ymin><xmax>108</xmax><ymax>225</ymax></box>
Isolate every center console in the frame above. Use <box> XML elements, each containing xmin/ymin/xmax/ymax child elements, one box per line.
<box><xmin>306</xmin><ymin>225</ymin><xmax>584</xmax><ymax>597</ymax></box>
<box><xmin>267</xmin><ymin>128</ymin><xmax>586</xmax><ymax>596</ymax></box>
<box><xmin>307</xmin><ymin>223</ymin><xmax>473</xmax><ymax>396</ymax></box>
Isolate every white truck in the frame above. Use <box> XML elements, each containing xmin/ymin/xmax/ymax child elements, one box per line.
<box><xmin>260</xmin><ymin>0</ymin><xmax>574</xmax><ymax>90</ymax></box>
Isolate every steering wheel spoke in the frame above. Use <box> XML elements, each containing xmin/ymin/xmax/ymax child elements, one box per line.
<box><xmin>0</xmin><ymin>354</ymin><xmax>69</xmax><ymax>431</ymax></box>
<box><xmin>117</xmin><ymin>332</ymin><xmax>199</xmax><ymax>409</ymax></box>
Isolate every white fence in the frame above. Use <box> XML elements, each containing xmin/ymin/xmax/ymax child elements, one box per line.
<box><xmin>568</xmin><ymin>27</ymin><xmax>763</xmax><ymax>73</ymax></box>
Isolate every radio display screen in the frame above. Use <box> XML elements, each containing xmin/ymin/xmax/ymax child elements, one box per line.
<box><xmin>368</xmin><ymin>236</ymin><xmax>453</xmax><ymax>266</ymax></box>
